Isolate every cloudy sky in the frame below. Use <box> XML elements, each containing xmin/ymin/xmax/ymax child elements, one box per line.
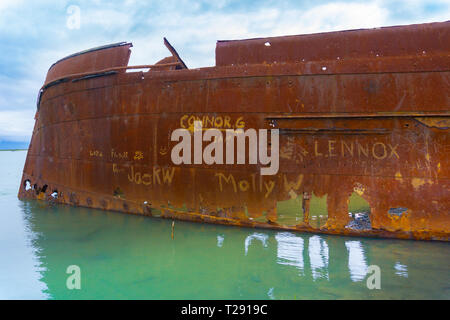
<box><xmin>0</xmin><ymin>0</ymin><xmax>448</xmax><ymax>144</ymax></box>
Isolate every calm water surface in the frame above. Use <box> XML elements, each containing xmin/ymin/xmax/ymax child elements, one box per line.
<box><xmin>0</xmin><ymin>150</ymin><xmax>449</xmax><ymax>299</ymax></box>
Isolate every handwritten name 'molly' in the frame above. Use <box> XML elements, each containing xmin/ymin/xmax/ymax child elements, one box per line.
<box><xmin>171</xmin><ymin>121</ymin><xmax>279</xmax><ymax>175</ymax></box>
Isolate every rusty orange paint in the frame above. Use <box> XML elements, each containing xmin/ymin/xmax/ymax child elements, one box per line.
<box><xmin>19</xmin><ymin>22</ymin><xmax>450</xmax><ymax>241</ymax></box>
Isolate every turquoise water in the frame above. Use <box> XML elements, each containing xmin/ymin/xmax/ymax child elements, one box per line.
<box><xmin>0</xmin><ymin>151</ymin><xmax>449</xmax><ymax>299</ymax></box>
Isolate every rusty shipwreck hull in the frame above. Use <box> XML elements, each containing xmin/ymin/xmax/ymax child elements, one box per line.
<box><xmin>19</xmin><ymin>22</ymin><xmax>450</xmax><ymax>240</ymax></box>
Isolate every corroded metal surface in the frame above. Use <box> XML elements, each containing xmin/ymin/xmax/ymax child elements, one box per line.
<box><xmin>216</xmin><ymin>21</ymin><xmax>449</xmax><ymax>66</ymax></box>
<box><xmin>19</xmin><ymin>22</ymin><xmax>450</xmax><ymax>240</ymax></box>
<box><xmin>44</xmin><ymin>42</ymin><xmax>132</xmax><ymax>86</ymax></box>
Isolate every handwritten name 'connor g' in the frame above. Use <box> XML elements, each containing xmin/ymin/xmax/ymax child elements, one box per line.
<box><xmin>171</xmin><ymin>121</ymin><xmax>279</xmax><ymax>175</ymax></box>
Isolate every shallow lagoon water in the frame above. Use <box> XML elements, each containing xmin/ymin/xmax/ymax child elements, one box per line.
<box><xmin>0</xmin><ymin>150</ymin><xmax>449</xmax><ymax>299</ymax></box>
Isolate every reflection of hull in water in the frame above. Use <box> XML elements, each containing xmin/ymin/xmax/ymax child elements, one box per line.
<box><xmin>20</xmin><ymin>200</ymin><xmax>450</xmax><ymax>299</ymax></box>
<box><xmin>19</xmin><ymin>22</ymin><xmax>449</xmax><ymax>240</ymax></box>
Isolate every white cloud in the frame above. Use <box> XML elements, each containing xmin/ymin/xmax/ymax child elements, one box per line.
<box><xmin>0</xmin><ymin>110</ymin><xmax>35</xmax><ymax>141</ymax></box>
<box><xmin>127</xmin><ymin>2</ymin><xmax>390</xmax><ymax>68</ymax></box>
<box><xmin>0</xmin><ymin>0</ymin><xmax>24</xmax><ymax>11</ymax></box>
<box><xmin>274</xmin><ymin>2</ymin><xmax>389</xmax><ymax>35</ymax></box>
<box><xmin>0</xmin><ymin>75</ymin><xmax>41</xmax><ymax>110</ymax></box>
<box><xmin>81</xmin><ymin>8</ymin><xmax>133</xmax><ymax>31</ymax></box>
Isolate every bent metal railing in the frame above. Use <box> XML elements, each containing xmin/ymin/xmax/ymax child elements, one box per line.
<box><xmin>36</xmin><ymin>60</ymin><xmax>449</xmax><ymax>120</ymax></box>
<box><xmin>37</xmin><ymin>62</ymin><xmax>182</xmax><ymax>110</ymax></box>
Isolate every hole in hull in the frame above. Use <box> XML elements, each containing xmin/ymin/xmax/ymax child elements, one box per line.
<box><xmin>388</xmin><ymin>207</ymin><xmax>408</xmax><ymax>216</ymax></box>
<box><xmin>308</xmin><ymin>193</ymin><xmax>328</xmax><ymax>228</ymax></box>
<box><xmin>346</xmin><ymin>192</ymin><xmax>372</xmax><ymax>230</ymax></box>
<box><xmin>113</xmin><ymin>187</ymin><xmax>125</xmax><ymax>199</ymax></box>
<box><xmin>23</xmin><ymin>180</ymin><xmax>32</xmax><ymax>191</ymax></box>
<box><xmin>276</xmin><ymin>195</ymin><xmax>303</xmax><ymax>226</ymax></box>
<box><xmin>51</xmin><ymin>189</ymin><xmax>58</xmax><ymax>199</ymax></box>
